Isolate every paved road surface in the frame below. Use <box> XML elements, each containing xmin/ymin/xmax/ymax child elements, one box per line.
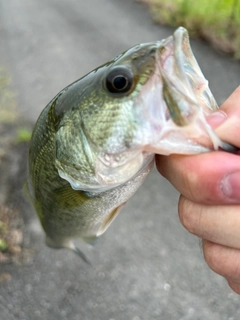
<box><xmin>0</xmin><ymin>1</ymin><xmax>240</xmax><ymax>320</ymax></box>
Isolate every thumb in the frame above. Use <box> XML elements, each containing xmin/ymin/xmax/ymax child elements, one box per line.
<box><xmin>207</xmin><ymin>86</ymin><xmax>240</xmax><ymax>148</ymax></box>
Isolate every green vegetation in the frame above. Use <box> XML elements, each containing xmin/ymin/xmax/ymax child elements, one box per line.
<box><xmin>0</xmin><ymin>238</ymin><xmax>8</xmax><ymax>251</ymax></box>
<box><xmin>140</xmin><ymin>0</ymin><xmax>240</xmax><ymax>58</ymax></box>
<box><xmin>15</xmin><ymin>127</ymin><xmax>32</xmax><ymax>143</ymax></box>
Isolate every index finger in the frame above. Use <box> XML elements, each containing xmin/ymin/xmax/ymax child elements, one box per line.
<box><xmin>208</xmin><ymin>86</ymin><xmax>240</xmax><ymax>148</ymax></box>
<box><xmin>156</xmin><ymin>151</ymin><xmax>240</xmax><ymax>205</ymax></box>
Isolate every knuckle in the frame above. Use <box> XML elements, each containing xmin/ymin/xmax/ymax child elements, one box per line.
<box><xmin>178</xmin><ymin>196</ymin><xmax>200</xmax><ymax>235</ymax></box>
<box><xmin>203</xmin><ymin>241</ymin><xmax>240</xmax><ymax>281</ymax></box>
<box><xmin>228</xmin><ymin>260</ymin><xmax>240</xmax><ymax>281</ymax></box>
<box><xmin>182</xmin><ymin>170</ymin><xmax>200</xmax><ymax>201</ymax></box>
<box><xmin>203</xmin><ymin>241</ymin><xmax>222</xmax><ymax>274</ymax></box>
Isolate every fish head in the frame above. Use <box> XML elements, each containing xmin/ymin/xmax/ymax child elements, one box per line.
<box><xmin>54</xmin><ymin>27</ymin><xmax>221</xmax><ymax>192</ymax></box>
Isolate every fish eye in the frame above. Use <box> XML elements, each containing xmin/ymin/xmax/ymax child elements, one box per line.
<box><xmin>105</xmin><ymin>67</ymin><xmax>133</xmax><ymax>94</ymax></box>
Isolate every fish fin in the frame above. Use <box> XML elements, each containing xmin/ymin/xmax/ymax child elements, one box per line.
<box><xmin>83</xmin><ymin>235</ymin><xmax>98</xmax><ymax>246</ymax></box>
<box><xmin>46</xmin><ymin>236</ymin><xmax>91</xmax><ymax>265</ymax></box>
<box><xmin>53</xmin><ymin>184</ymin><xmax>90</xmax><ymax>209</ymax></box>
<box><xmin>97</xmin><ymin>203</ymin><xmax>126</xmax><ymax>237</ymax></box>
<box><xmin>67</xmin><ymin>242</ymin><xmax>91</xmax><ymax>265</ymax></box>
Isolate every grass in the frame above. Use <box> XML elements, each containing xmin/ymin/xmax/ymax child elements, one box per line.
<box><xmin>139</xmin><ymin>0</ymin><xmax>240</xmax><ymax>58</ymax></box>
<box><xmin>15</xmin><ymin>127</ymin><xmax>32</xmax><ymax>143</ymax></box>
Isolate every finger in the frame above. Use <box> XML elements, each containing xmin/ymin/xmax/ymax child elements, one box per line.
<box><xmin>156</xmin><ymin>151</ymin><xmax>240</xmax><ymax>204</ymax></box>
<box><xmin>219</xmin><ymin>86</ymin><xmax>240</xmax><ymax>113</ymax></box>
<box><xmin>179</xmin><ymin>195</ymin><xmax>240</xmax><ymax>249</ymax></box>
<box><xmin>203</xmin><ymin>240</ymin><xmax>240</xmax><ymax>294</ymax></box>
<box><xmin>227</xmin><ymin>280</ymin><xmax>240</xmax><ymax>295</ymax></box>
<box><xmin>207</xmin><ymin>86</ymin><xmax>240</xmax><ymax>148</ymax></box>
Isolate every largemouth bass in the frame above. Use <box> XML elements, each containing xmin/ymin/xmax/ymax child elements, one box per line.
<box><xmin>28</xmin><ymin>27</ymin><xmax>234</xmax><ymax>261</ymax></box>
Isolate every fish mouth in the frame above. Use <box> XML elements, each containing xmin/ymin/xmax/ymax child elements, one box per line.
<box><xmin>138</xmin><ymin>26</ymin><xmax>225</xmax><ymax>155</ymax></box>
<box><xmin>157</xmin><ymin>27</ymin><xmax>218</xmax><ymax>125</ymax></box>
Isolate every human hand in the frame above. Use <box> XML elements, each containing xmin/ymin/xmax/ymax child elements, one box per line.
<box><xmin>156</xmin><ymin>86</ymin><xmax>240</xmax><ymax>294</ymax></box>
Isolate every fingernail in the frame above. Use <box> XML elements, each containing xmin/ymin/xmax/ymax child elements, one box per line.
<box><xmin>221</xmin><ymin>171</ymin><xmax>240</xmax><ymax>201</ymax></box>
<box><xmin>206</xmin><ymin>111</ymin><xmax>227</xmax><ymax>128</ymax></box>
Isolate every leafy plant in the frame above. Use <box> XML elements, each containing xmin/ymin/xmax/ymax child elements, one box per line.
<box><xmin>140</xmin><ymin>0</ymin><xmax>240</xmax><ymax>58</ymax></box>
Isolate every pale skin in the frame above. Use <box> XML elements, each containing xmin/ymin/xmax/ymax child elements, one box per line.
<box><xmin>156</xmin><ymin>86</ymin><xmax>240</xmax><ymax>294</ymax></box>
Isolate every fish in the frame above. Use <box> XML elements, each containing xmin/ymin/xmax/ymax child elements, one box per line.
<box><xmin>28</xmin><ymin>27</ymin><xmax>235</xmax><ymax>262</ymax></box>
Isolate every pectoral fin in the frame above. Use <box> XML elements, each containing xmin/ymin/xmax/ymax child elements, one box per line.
<box><xmin>97</xmin><ymin>203</ymin><xmax>126</xmax><ymax>237</ymax></box>
<box><xmin>53</xmin><ymin>184</ymin><xmax>91</xmax><ymax>209</ymax></box>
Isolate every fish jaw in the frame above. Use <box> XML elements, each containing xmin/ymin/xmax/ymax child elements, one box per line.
<box><xmin>132</xmin><ymin>27</ymin><xmax>225</xmax><ymax>155</ymax></box>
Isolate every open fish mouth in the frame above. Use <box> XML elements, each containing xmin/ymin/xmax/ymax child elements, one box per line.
<box><xmin>157</xmin><ymin>27</ymin><xmax>218</xmax><ymax>126</ymax></box>
<box><xmin>136</xmin><ymin>27</ymin><xmax>232</xmax><ymax>155</ymax></box>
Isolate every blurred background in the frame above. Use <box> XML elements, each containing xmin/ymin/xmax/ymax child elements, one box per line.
<box><xmin>140</xmin><ymin>0</ymin><xmax>240</xmax><ymax>58</ymax></box>
<box><xmin>0</xmin><ymin>1</ymin><xmax>240</xmax><ymax>320</ymax></box>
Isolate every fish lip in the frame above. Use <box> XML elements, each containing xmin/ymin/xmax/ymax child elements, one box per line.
<box><xmin>154</xmin><ymin>26</ymin><xmax>211</xmax><ymax>126</ymax></box>
<box><xmin>156</xmin><ymin>27</ymin><xmax>196</xmax><ymax>99</ymax></box>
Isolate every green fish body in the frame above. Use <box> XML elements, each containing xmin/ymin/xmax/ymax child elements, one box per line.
<box><xmin>28</xmin><ymin>27</ymin><xmax>233</xmax><ymax>259</ymax></box>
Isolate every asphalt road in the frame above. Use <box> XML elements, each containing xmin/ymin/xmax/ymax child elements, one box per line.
<box><xmin>0</xmin><ymin>1</ymin><xmax>240</xmax><ymax>320</ymax></box>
